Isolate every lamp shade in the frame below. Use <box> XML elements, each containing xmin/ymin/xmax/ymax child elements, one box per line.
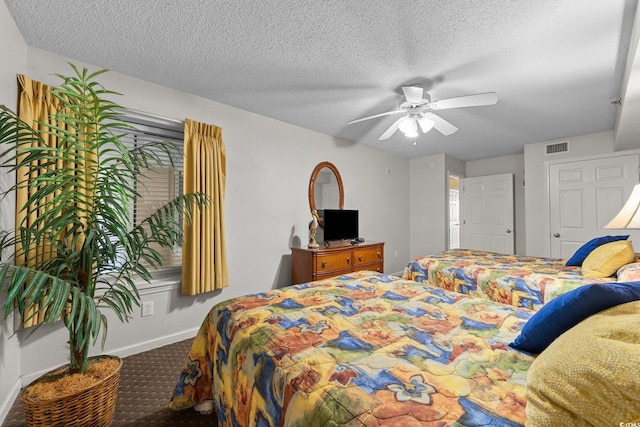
<box><xmin>605</xmin><ymin>183</ymin><xmax>640</xmax><ymax>229</ymax></box>
<box><xmin>418</xmin><ymin>116</ymin><xmax>435</xmax><ymax>133</ymax></box>
<box><xmin>398</xmin><ymin>116</ymin><xmax>417</xmax><ymax>135</ymax></box>
<box><xmin>399</xmin><ymin>116</ymin><xmax>418</xmax><ymax>137</ymax></box>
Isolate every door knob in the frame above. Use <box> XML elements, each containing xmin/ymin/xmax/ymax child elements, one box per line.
<box><xmin>506</xmin><ymin>229</ymin><xmax>512</xmax><ymax>234</ymax></box>
<box><xmin>553</xmin><ymin>232</ymin><xmax>560</xmax><ymax>238</ymax></box>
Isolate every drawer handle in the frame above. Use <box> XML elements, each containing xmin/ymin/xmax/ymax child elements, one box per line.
<box><xmin>321</xmin><ymin>261</ymin><xmax>327</xmax><ymax>268</ymax></box>
<box><xmin>377</xmin><ymin>252</ymin><xmax>381</xmax><ymax>258</ymax></box>
<box><xmin>347</xmin><ymin>257</ymin><xmax>350</xmax><ymax>264</ymax></box>
<box><xmin>358</xmin><ymin>255</ymin><xmax>363</xmax><ymax>261</ymax></box>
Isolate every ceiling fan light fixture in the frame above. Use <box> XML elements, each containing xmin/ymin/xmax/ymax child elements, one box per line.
<box><xmin>399</xmin><ymin>116</ymin><xmax>418</xmax><ymax>137</ymax></box>
<box><xmin>418</xmin><ymin>116</ymin><xmax>435</xmax><ymax>133</ymax></box>
<box><xmin>348</xmin><ymin>86</ymin><xmax>496</xmax><ymax>140</ymax></box>
<box><xmin>404</xmin><ymin>128</ymin><xmax>419</xmax><ymax>138</ymax></box>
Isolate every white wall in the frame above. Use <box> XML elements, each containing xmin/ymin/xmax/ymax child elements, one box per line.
<box><xmin>408</xmin><ymin>153</ymin><xmax>522</xmax><ymax>259</ymax></box>
<box><xmin>0</xmin><ymin>0</ymin><xmax>26</xmax><ymax>421</ymax></box>
<box><xmin>524</xmin><ymin>131</ymin><xmax>615</xmax><ymax>256</ymax></box>
<box><xmin>466</xmin><ymin>154</ymin><xmax>525</xmax><ymax>254</ymax></box>
<box><xmin>409</xmin><ymin>154</ymin><xmax>465</xmax><ymax>259</ymax></box>
<box><xmin>614</xmin><ymin>0</ymin><xmax>640</xmax><ymax>152</ymax></box>
<box><xmin>410</xmin><ymin>154</ymin><xmax>445</xmax><ymax>258</ymax></box>
<box><xmin>0</xmin><ymin>7</ymin><xmax>411</xmax><ymax>419</ymax></box>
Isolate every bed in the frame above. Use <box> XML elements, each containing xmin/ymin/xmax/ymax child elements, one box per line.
<box><xmin>401</xmin><ymin>249</ymin><xmax>622</xmax><ymax>311</ymax></box>
<box><xmin>170</xmin><ymin>270</ymin><xmax>536</xmax><ymax>426</ymax></box>
<box><xmin>170</xmin><ymin>237</ymin><xmax>640</xmax><ymax>425</ymax></box>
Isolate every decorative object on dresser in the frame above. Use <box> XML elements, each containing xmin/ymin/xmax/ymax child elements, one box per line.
<box><xmin>291</xmin><ymin>240</ymin><xmax>384</xmax><ymax>284</ymax></box>
<box><xmin>308</xmin><ymin>210</ymin><xmax>320</xmax><ymax>249</ymax></box>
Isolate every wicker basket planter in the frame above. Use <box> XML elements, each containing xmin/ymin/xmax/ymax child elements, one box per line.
<box><xmin>21</xmin><ymin>355</ymin><xmax>122</xmax><ymax>427</ymax></box>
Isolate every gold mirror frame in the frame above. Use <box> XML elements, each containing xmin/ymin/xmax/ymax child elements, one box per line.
<box><xmin>308</xmin><ymin>161</ymin><xmax>344</xmax><ymax>226</ymax></box>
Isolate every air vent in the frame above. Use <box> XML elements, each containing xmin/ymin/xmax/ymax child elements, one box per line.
<box><xmin>545</xmin><ymin>140</ymin><xmax>569</xmax><ymax>155</ymax></box>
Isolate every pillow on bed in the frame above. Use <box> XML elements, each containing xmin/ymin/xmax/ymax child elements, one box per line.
<box><xmin>617</xmin><ymin>261</ymin><xmax>640</xmax><ymax>281</ymax></box>
<box><xmin>509</xmin><ymin>281</ymin><xmax>640</xmax><ymax>354</ymax></box>
<box><xmin>581</xmin><ymin>240</ymin><xmax>635</xmax><ymax>278</ymax></box>
<box><xmin>525</xmin><ymin>301</ymin><xmax>640</xmax><ymax>425</ymax></box>
<box><xmin>564</xmin><ymin>235</ymin><xmax>629</xmax><ymax>266</ymax></box>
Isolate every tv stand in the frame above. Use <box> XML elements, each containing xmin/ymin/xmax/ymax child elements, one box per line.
<box><xmin>291</xmin><ymin>241</ymin><xmax>384</xmax><ymax>285</ymax></box>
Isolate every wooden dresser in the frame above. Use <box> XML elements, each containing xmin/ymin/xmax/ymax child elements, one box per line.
<box><xmin>291</xmin><ymin>241</ymin><xmax>384</xmax><ymax>285</ymax></box>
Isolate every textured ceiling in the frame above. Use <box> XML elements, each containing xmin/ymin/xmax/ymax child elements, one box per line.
<box><xmin>4</xmin><ymin>0</ymin><xmax>638</xmax><ymax>160</ymax></box>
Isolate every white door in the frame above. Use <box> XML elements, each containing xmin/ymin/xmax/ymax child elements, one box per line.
<box><xmin>460</xmin><ymin>173</ymin><xmax>515</xmax><ymax>254</ymax></box>
<box><xmin>549</xmin><ymin>155</ymin><xmax>639</xmax><ymax>258</ymax></box>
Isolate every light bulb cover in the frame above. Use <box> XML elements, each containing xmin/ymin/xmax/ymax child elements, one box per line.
<box><xmin>399</xmin><ymin>116</ymin><xmax>417</xmax><ymax>137</ymax></box>
<box><xmin>418</xmin><ymin>116</ymin><xmax>435</xmax><ymax>133</ymax></box>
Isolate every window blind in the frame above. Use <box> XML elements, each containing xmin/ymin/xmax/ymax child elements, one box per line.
<box><xmin>115</xmin><ymin>114</ymin><xmax>184</xmax><ymax>269</ymax></box>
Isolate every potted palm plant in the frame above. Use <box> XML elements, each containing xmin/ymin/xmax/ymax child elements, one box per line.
<box><xmin>0</xmin><ymin>64</ymin><xmax>206</xmax><ymax>426</ymax></box>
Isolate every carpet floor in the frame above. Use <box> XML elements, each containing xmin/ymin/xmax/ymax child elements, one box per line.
<box><xmin>2</xmin><ymin>338</ymin><xmax>216</xmax><ymax>426</ymax></box>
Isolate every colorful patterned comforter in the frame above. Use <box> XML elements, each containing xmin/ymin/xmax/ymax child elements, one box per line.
<box><xmin>402</xmin><ymin>249</ymin><xmax>616</xmax><ymax>311</ymax></box>
<box><xmin>170</xmin><ymin>271</ymin><xmax>535</xmax><ymax>426</ymax></box>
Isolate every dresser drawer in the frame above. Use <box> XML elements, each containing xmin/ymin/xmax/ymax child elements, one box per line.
<box><xmin>291</xmin><ymin>241</ymin><xmax>384</xmax><ymax>285</ymax></box>
<box><xmin>353</xmin><ymin>263</ymin><xmax>383</xmax><ymax>274</ymax></box>
<box><xmin>315</xmin><ymin>252</ymin><xmax>352</xmax><ymax>273</ymax></box>
<box><xmin>314</xmin><ymin>267</ymin><xmax>352</xmax><ymax>281</ymax></box>
<box><xmin>353</xmin><ymin>246</ymin><xmax>383</xmax><ymax>267</ymax></box>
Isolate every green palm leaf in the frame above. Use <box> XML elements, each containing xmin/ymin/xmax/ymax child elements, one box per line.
<box><xmin>0</xmin><ymin>65</ymin><xmax>206</xmax><ymax>374</ymax></box>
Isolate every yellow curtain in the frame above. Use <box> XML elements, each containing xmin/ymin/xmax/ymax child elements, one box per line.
<box><xmin>182</xmin><ymin>118</ymin><xmax>228</xmax><ymax>294</ymax></box>
<box><xmin>15</xmin><ymin>75</ymin><xmax>62</xmax><ymax>327</ymax></box>
<box><xmin>15</xmin><ymin>75</ymin><xmax>96</xmax><ymax>327</ymax></box>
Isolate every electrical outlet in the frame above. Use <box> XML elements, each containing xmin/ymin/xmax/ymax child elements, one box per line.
<box><xmin>141</xmin><ymin>301</ymin><xmax>154</xmax><ymax>317</ymax></box>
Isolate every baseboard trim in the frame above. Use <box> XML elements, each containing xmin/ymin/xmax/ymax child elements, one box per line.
<box><xmin>0</xmin><ymin>378</ymin><xmax>21</xmax><ymax>425</ymax></box>
<box><xmin>20</xmin><ymin>327</ymin><xmax>200</xmax><ymax>386</ymax></box>
<box><xmin>109</xmin><ymin>327</ymin><xmax>199</xmax><ymax>359</ymax></box>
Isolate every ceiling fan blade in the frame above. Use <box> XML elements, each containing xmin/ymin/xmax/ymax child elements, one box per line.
<box><xmin>402</xmin><ymin>86</ymin><xmax>424</xmax><ymax>104</ymax></box>
<box><xmin>378</xmin><ymin>116</ymin><xmax>405</xmax><ymax>140</ymax></box>
<box><xmin>424</xmin><ymin>112</ymin><xmax>458</xmax><ymax>136</ymax></box>
<box><xmin>347</xmin><ymin>109</ymin><xmax>403</xmax><ymax>125</ymax></box>
<box><xmin>431</xmin><ymin>92</ymin><xmax>498</xmax><ymax>110</ymax></box>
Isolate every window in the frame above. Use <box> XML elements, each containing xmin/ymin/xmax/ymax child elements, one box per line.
<box><xmin>117</xmin><ymin>111</ymin><xmax>184</xmax><ymax>269</ymax></box>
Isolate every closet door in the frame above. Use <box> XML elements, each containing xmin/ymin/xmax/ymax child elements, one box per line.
<box><xmin>460</xmin><ymin>173</ymin><xmax>514</xmax><ymax>254</ymax></box>
<box><xmin>549</xmin><ymin>155</ymin><xmax>639</xmax><ymax>259</ymax></box>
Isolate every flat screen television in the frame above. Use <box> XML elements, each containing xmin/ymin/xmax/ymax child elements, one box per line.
<box><xmin>319</xmin><ymin>209</ymin><xmax>359</xmax><ymax>242</ymax></box>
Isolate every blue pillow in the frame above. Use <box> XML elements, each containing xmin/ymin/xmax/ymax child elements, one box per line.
<box><xmin>565</xmin><ymin>235</ymin><xmax>629</xmax><ymax>266</ymax></box>
<box><xmin>509</xmin><ymin>281</ymin><xmax>640</xmax><ymax>354</ymax></box>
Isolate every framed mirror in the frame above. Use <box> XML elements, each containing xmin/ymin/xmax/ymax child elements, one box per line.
<box><xmin>308</xmin><ymin>161</ymin><xmax>344</xmax><ymax>226</ymax></box>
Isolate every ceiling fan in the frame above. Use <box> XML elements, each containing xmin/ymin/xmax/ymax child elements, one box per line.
<box><xmin>348</xmin><ymin>86</ymin><xmax>498</xmax><ymax>140</ymax></box>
